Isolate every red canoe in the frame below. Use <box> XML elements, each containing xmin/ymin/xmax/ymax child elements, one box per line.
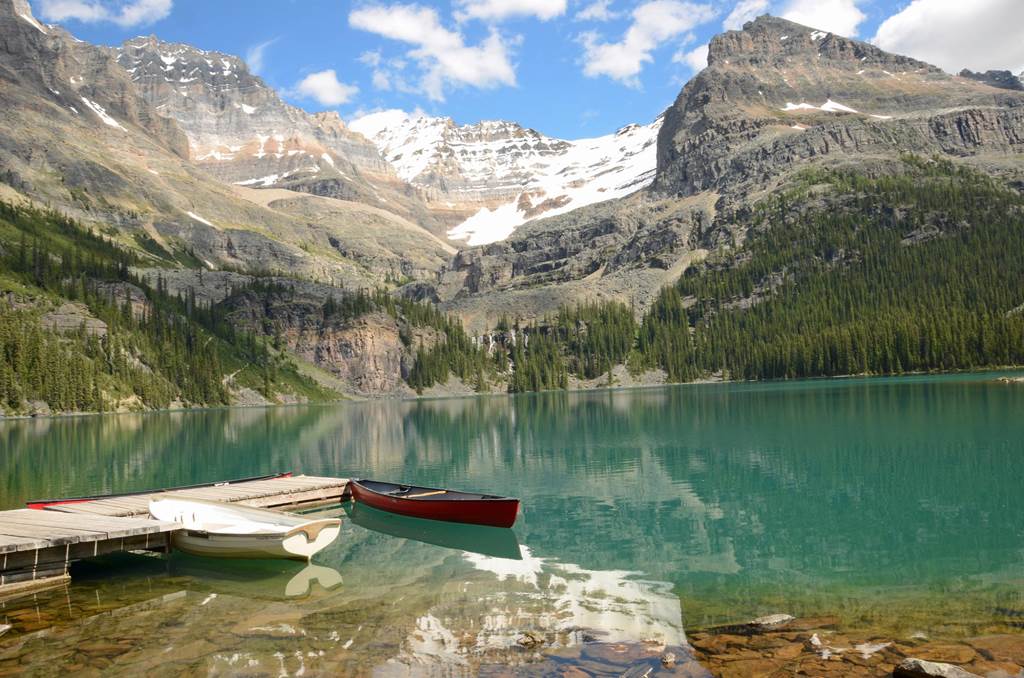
<box><xmin>349</xmin><ymin>479</ymin><xmax>520</xmax><ymax>528</ymax></box>
<box><xmin>26</xmin><ymin>472</ymin><xmax>292</xmax><ymax>510</ymax></box>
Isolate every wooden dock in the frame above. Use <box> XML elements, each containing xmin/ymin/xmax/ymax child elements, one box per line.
<box><xmin>0</xmin><ymin>475</ymin><xmax>349</xmax><ymax>594</ymax></box>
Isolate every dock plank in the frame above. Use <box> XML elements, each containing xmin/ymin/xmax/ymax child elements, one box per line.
<box><xmin>52</xmin><ymin>476</ymin><xmax>348</xmax><ymax>518</ymax></box>
<box><xmin>0</xmin><ymin>535</ymin><xmax>47</xmax><ymax>550</ymax></box>
<box><xmin>0</xmin><ymin>524</ymin><xmax>91</xmax><ymax>546</ymax></box>
<box><xmin>6</xmin><ymin>511</ymin><xmax>171</xmax><ymax>539</ymax></box>
<box><xmin>0</xmin><ymin>518</ymin><xmax>105</xmax><ymax>537</ymax></box>
<box><xmin>53</xmin><ymin>506</ymin><xmax>133</xmax><ymax>517</ymax></box>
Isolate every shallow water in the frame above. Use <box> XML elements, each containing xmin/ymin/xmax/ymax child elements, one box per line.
<box><xmin>1</xmin><ymin>373</ymin><xmax>1023</xmax><ymax>675</ymax></box>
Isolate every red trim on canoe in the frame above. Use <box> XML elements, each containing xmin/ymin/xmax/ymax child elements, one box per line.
<box><xmin>349</xmin><ymin>479</ymin><xmax>520</xmax><ymax>528</ymax></box>
<box><xmin>26</xmin><ymin>472</ymin><xmax>294</xmax><ymax>510</ymax></box>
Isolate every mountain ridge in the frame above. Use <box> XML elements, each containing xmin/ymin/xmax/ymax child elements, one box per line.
<box><xmin>434</xmin><ymin>14</ymin><xmax>1024</xmax><ymax>331</ymax></box>
<box><xmin>350</xmin><ymin>109</ymin><xmax>662</xmax><ymax>245</ymax></box>
<box><xmin>113</xmin><ymin>34</ymin><xmax>455</xmax><ymax>239</ymax></box>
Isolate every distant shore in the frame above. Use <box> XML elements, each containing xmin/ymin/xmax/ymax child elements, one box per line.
<box><xmin>3</xmin><ymin>366</ymin><xmax>1022</xmax><ymax>422</ymax></box>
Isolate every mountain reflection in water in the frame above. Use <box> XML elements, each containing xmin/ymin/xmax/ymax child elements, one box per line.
<box><xmin>1</xmin><ymin>373</ymin><xmax>1023</xmax><ymax>673</ymax></box>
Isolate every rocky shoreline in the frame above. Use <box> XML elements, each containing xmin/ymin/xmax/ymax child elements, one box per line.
<box><xmin>686</xmin><ymin>614</ymin><xmax>1023</xmax><ymax>677</ymax></box>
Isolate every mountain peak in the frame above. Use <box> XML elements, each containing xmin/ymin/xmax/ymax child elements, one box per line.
<box><xmin>708</xmin><ymin>13</ymin><xmax>939</xmax><ymax>75</ymax></box>
<box><xmin>4</xmin><ymin>0</ymin><xmax>48</xmax><ymax>33</ymax></box>
<box><xmin>119</xmin><ymin>35</ymin><xmax>250</xmax><ymax>81</ymax></box>
<box><xmin>655</xmin><ymin>12</ymin><xmax>1023</xmax><ymax>199</ymax></box>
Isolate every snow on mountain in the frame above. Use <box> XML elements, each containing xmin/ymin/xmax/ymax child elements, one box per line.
<box><xmin>350</xmin><ymin>110</ymin><xmax>661</xmax><ymax>246</ymax></box>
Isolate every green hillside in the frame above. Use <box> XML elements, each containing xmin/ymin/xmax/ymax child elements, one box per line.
<box><xmin>637</xmin><ymin>157</ymin><xmax>1024</xmax><ymax>381</ymax></box>
<box><xmin>0</xmin><ymin>202</ymin><xmax>337</xmax><ymax>414</ymax></box>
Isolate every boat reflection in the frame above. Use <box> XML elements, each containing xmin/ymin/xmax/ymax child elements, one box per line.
<box><xmin>167</xmin><ymin>554</ymin><xmax>343</xmax><ymax>599</ymax></box>
<box><xmin>344</xmin><ymin>502</ymin><xmax>522</xmax><ymax>560</ymax></box>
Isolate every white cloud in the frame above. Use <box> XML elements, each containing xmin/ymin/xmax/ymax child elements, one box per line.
<box><xmin>723</xmin><ymin>0</ymin><xmax>767</xmax><ymax>30</ymax></box>
<box><xmin>780</xmin><ymin>0</ymin><xmax>864</xmax><ymax>37</ymax></box>
<box><xmin>358</xmin><ymin>50</ymin><xmax>419</xmax><ymax>94</ymax></box>
<box><xmin>358</xmin><ymin>50</ymin><xmax>390</xmax><ymax>90</ymax></box>
<box><xmin>575</xmin><ymin>0</ymin><xmax>620</xmax><ymax>22</ymax></box>
<box><xmin>36</xmin><ymin>0</ymin><xmax>171</xmax><ymax>27</ymax></box>
<box><xmin>454</xmin><ymin>0</ymin><xmax>566</xmax><ymax>22</ymax></box>
<box><xmin>873</xmin><ymin>0</ymin><xmax>1024</xmax><ymax>74</ymax></box>
<box><xmin>674</xmin><ymin>42</ymin><xmax>708</xmax><ymax>71</ymax></box>
<box><xmin>579</xmin><ymin>0</ymin><xmax>717</xmax><ymax>86</ymax></box>
<box><xmin>359</xmin><ymin>51</ymin><xmax>382</xmax><ymax>68</ymax></box>
<box><xmin>245</xmin><ymin>38</ymin><xmax>276</xmax><ymax>76</ymax></box>
<box><xmin>295</xmin><ymin>69</ymin><xmax>359</xmax><ymax>106</ymax></box>
<box><xmin>371</xmin><ymin>70</ymin><xmax>391</xmax><ymax>90</ymax></box>
<box><xmin>349</xmin><ymin>4</ymin><xmax>516</xmax><ymax>101</ymax></box>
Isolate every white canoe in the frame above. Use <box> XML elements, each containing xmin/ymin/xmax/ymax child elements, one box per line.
<box><xmin>149</xmin><ymin>498</ymin><xmax>341</xmax><ymax>561</ymax></box>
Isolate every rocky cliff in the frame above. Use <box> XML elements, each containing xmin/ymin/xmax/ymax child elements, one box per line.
<box><xmin>115</xmin><ymin>36</ymin><xmax>448</xmax><ymax>237</ymax></box>
<box><xmin>0</xmin><ymin>0</ymin><xmax>187</xmax><ymax>157</ymax></box>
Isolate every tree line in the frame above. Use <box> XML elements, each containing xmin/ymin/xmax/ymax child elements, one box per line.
<box><xmin>0</xmin><ymin>203</ymin><xmax>331</xmax><ymax>413</ymax></box>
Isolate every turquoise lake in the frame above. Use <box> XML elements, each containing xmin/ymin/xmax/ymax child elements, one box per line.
<box><xmin>0</xmin><ymin>373</ymin><xmax>1022</xmax><ymax>674</ymax></box>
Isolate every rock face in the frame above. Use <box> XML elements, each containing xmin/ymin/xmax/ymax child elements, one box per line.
<box><xmin>216</xmin><ymin>282</ymin><xmax>421</xmax><ymax>397</ymax></box>
<box><xmin>351</xmin><ymin>111</ymin><xmax>662</xmax><ymax>245</ymax></box>
<box><xmin>294</xmin><ymin>312</ymin><xmax>412</xmax><ymax>397</ymax></box>
<box><xmin>960</xmin><ymin>69</ymin><xmax>1024</xmax><ymax>91</ymax></box>
<box><xmin>39</xmin><ymin>303</ymin><xmax>107</xmax><ymax>336</ymax></box>
<box><xmin>0</xmin><ymin>0</ymin><xmax>188</xmax><ymax>157</ymax></box>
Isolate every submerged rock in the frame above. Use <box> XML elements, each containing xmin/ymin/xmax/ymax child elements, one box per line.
<box><xmin>750</xmin><ymin>613</ymin><xmax>795</xmax><ymax>629</ymax></box>
<box><xmin>708</xmin><ymin>612</ymin><xmax>795</xmax><ymax>635</ymax></box>
<box><xmin>895</xmin><ymin>658</ymin><xmax>981</xmax><ymax>678</ymax></box>
<box><xmin>967</xmin><ymin>634</ymin><xmax>1024</xmax><ymax>663</ymax></box>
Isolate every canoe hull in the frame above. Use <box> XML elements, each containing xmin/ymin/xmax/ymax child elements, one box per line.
<box><xmin>171</xmin><ymin>524</ymin><xmax>341</xmax><ymax>561</ymax></box>
<box><xmin>350</xmin><ymin>480</ymin><xmax>519</xmax><ymax>528</ymax></box>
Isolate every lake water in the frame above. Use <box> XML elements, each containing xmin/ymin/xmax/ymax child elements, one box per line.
<box><xmin>1</xmin><ymin>373</ymin><xmax>1023</xmax><ymax>675</ymax></box>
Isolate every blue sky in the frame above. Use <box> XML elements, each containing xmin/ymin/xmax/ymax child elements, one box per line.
<box><xmin>29</xmin><ymin>0</ymin><xmax>1024</xmax><ymax>139</ymax></box>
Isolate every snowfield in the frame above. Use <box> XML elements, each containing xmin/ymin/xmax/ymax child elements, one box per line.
<box><xmin>351</xmin><ymin>110</ymin><xmax>662</xmax><ymax>246</ymax></box>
